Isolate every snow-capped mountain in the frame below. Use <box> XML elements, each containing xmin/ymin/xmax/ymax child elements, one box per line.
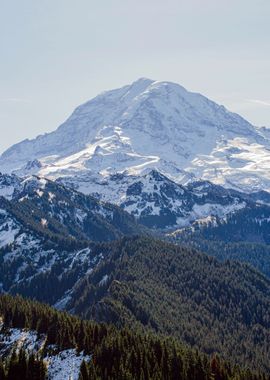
<box><xmin>1</xmin><ymin>78</ymin><xmax>270</xmax><ymax>194</ymax></box>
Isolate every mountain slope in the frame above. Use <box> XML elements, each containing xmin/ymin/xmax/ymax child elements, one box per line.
<box><xmin>92</xmin><ymin>170</ymin><xmax>250</xmax><ymax>228</ymax></box>
<box><xmin>62</xmin><ymin>236</ymin><xmax>270</xmax><ymax>373</ymax></box>
<box><xmin>0</xmin><ymin>173</ymin><xmax>144</xmax><ymax>244</ymax></box>
<box><xmin>1</xmin><ymin>78</ymin><xmax>270</xmax><ymax>193</ymax></box>
<box><xmin>169</xmin><ymin>236</ymin><xmax>270</xmax><ymax>279</ymax></box>
<box><xmin>167</xmin><ymin>203</ymin><xmax>270</xmax><ymax>278</ymax></box>
<box><xmin>0</xmin><ymin>173</ymin><xmax>145</xmax><ymax>303</ymax></box>
<box><xmin>1</xmin><ymin>294</ymin><xmax>264</xmax><ymax>380</ymax></box>
<box><xmin>169</xmin><ymin>200</ymin><xmax>270</xmax><ymax>246</ymax></box>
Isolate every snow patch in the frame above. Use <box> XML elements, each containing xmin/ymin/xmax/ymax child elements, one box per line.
<box><xmin>46</xmin><ymin>349</ymin><xmax>90</xmax><ymax>380</ymax></box>
<box><xmin>99</xmin><ymin>274</ymin><xmax>109</xmax><ymax>286</ymax></box>
<box><xmin>0</xmin><ymin>223</ymin><xmax>19</xmax><ymax>248</ymax></box>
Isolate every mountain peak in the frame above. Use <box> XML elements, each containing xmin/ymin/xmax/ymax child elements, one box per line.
<box><xmin>131</xmin><ymin>77</ymin><xmax>155</xmax><ymax>87</ymax></box>
<box><xmin>0</xmin><ymin>79</ymin><xmax>269</xmax><ymax>193</ymax></box>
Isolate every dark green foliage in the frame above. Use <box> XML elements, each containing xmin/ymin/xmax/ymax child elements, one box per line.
<box><xmin>169</xmin><ymin>233</ymin><xmax>270</xmax><ymax>279</ymax></box>
<box><xmin>0</xmin><ymin>294</ymin><xmax>268</xmax><ymax>380</ymax></box>
<box><xmin>2</xmin><ymin>235</ymin><xmax>270</xmax><ymax>373</ymax></box>
<box><xmin>0</xmin><ymin>293</ymin><xmax>110</xmax><ymax>354</ymax></box>
<box><xmin>68</xmin><ymin>236</ymin><xmax>270</xmax><ymax>373</ymax></box>
<box><xmin>79</xmin><ymin>359</ymin><xmax>89</xmax><ymax>380</ymax></box>
<box><xmin>0</xmin><ymin>348</ymin><xmax>46</xmax><ymax>380</ymax></box>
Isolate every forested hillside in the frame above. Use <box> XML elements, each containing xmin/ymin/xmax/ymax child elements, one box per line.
<box><xmin>2</xmin><ymin>234</ymin><xmax>270</xmax><ymax>372</ymax></box>
<box><xmin>168</xmin><ymin>233</ymin><xmax>270</xmax><ymax>279</ymax></box>
<box><xmin>64</xmin><ymin>237</ymin><xmax>270</xmax><ymax>373</ymax></box>
<box><xmin>167</xmin><ymin>204</ymin><xmax>270</xmax><ymax>279</ymax></box>
<box><xmin>182</xmin><ymin>204</ymin><xmax>270</xmax><ymax>245</ymax></box>
<box><xmin>0</xmin><ymin>294</ymin><xmax>269</xmax><ymax>380</ymax></box>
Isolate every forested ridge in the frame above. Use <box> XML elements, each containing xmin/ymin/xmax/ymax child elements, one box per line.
<box><xmin>168</xmin><ymin>232</ymin><xmax>270</xmax><ymax>279</ymax></box>
<box><xmin>0</xmin><ymin>294</ymin><xmax>269</xmax><ymax>380</ymax></box>
<box><xmin>66</xmin><ymin>236</ymin><xmax>270</xmax><ymax>373</ymax></box>
<box><xmin>175</xmin><ymin>204</ymin><xmax>270</xmax><ymax>245</ymax></box>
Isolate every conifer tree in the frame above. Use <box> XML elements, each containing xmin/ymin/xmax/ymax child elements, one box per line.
<box><xmin>0</xmin><ymin>360</ymin><xmax>6</xmax><ymax>380</ymax></box>
<box><xmin>79</xmin><ymin>359</ymin><xmax>89</xmax><ymax>380</ymax></box>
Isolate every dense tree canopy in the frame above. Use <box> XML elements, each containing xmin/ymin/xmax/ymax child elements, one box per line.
<box><xmin>0</xmin><ymin>294</ymin><xmax>269</xmax><ymax>380</ymax></box>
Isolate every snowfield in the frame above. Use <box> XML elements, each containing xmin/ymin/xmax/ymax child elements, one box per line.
<box><xmin>46</xmin><ymin>349</ymin><xmax>90</xmax><ymax>380</ymax></box>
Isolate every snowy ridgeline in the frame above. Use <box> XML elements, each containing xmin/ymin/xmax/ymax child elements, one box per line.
<box><xmin>0</xmin><ymin>169</ymin><xmax>251</xmax><ymax>233</ymax></box>
<box><xmin>0</xmin><ymin>325</ymin><xmax>90</xmax><ymax>380</ymax></box>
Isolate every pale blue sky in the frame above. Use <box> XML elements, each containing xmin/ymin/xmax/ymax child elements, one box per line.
<box><xmin>0</xmin><ymin>0</ymin><xmax>269</xmax><ymax>153</ymax></box>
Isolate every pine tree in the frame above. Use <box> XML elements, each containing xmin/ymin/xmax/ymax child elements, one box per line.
<box><xmin>77</xmin><ymin>321</ymin><xmax>86</xmax><ymax>352</ymax></box>
<box><xmin>7</xmin><ymin>350</ymin><xmax>20</xmax><ymax>380</ymax></box>
<box><xmin>210</xmin><ymin>354</ymin><xmax>222</xmax><ymax>380</ymax></box>
<box><xmin>170</xmin><ymin>349</ymin><xmax>183</xmax><ymax>380</ymax></box>
<box><xmin>18</xmin><ymin>349</ymin><xmax>27</xmax><ymax>379</ymax></box>
<box><xmin>88</xmin><ymin>362</ymin><xmax>98</xmax><ymax>380</ymax></box>
<box><xmin>0</xmin><ymin>360</ymin><xmax>6</xmax><ymax>380</ymax></box>
<box><xmin>79</xmin><ymin>359</ymin><xmax>89</xmax><ymax>380</ymax></box>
